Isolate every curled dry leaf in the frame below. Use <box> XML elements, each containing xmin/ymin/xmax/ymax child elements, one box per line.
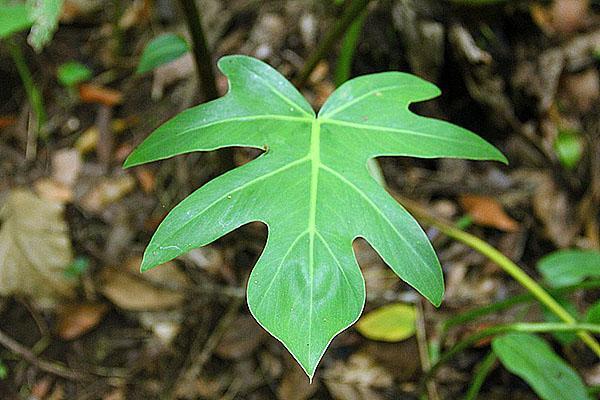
<box><xmin>459</xmin><ymin>194</ymin><xmax>519</xmax><ymax>232</ymax></box>
<box><xmin>99</xmin><ymin>258</ymin><xmax>189</xmax><ymax>311</ymax></box>
<box><xmin>78</xmin><ymin>83</ymin><xmax>123</xmax><ymax>107</ymax></box>
<box><xmin>56</xmin><ymin>302</ymin><xmax>109</xmax><ymax>340</ymax></box>
<box><xmin>0</xmin><ymin>189</ymin><xmax>75</xmax><ymax>304</ymax></box>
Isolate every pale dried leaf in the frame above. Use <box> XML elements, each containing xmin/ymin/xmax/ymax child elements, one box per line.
<box><xmin>0</xmin><ymin>189</ymin><xmax>75</xmax><ymax>303</ymax></box>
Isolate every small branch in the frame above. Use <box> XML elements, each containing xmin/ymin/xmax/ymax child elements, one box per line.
<box><xmin>177</xmin><ymin>0</ymin><xmax>219</xmax><ymax>102</ymax></box>
<box><xmin>295</xmin><ymin>0</ymin><xmax>371</xmax><ymax>88</ymax></box>
<box><xmin>0</xmin><ymin>328</ymin><xmax>88</xmax><ymax>381</ymax></box>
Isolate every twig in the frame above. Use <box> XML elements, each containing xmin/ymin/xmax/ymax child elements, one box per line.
<box><xmin>171</xmin><ymin>297</ymin><xmax>244</xmax><ymax>397</ymax></box>
<box><xmin>0</xmin><ymin>328</ymin><xmax>88</xmax><ymax>381</ymax></box>
<box><xmin>295</xmin><ymin>0</ymin><xmax>371</xmax><ymax>88</ymax></box>
<box><xmin>177</xmin><ymin>0</ymin><xmax>219</xmax><ymax>102</ymax></box>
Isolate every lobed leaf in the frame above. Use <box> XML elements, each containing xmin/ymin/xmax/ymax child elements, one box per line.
<box><xmin>492</xmin><ymin>333</ymin><xmax>591</xmax><ymax>400</ymax></box>
<box><xmin>125</xmin><ymin>55</ymin><xmax>506</xmax><ymax>377</ymax></box>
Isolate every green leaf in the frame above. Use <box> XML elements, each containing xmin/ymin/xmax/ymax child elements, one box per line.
<box><xmin>27</xmin><ymin>0</ymin><xmax>64</xmax><ymax>52</ymax></box>
<box><xmin>355</xmin><ymin>303</ymin><xmax>416</xmax><ymax>342</ymax></box>
<box><xmin>541</xmin><ymin>296</ymin><xmax>579</xmax><ymax>345</ymax></box>
<box><xmin>586</xmin><ymin>300</ymin><xmax>600</xmax><ymax>324</ymax></box>
<box><xmin>124</xmin><ymin>55</ymin><xmax>506</xmax><ymax>377</ymax></box>
<box><xmin>57</xmin><ymin>61</ymin><xmax>92</xmax><ymax>87</ymax></box>
<box><xmin>137</xmin><ymin>33</ymin><xmax>190</xmax><ymax>74</ymax></box>
<box><xmin>0</xmin><ymin>4</ymin><xmax>34</xmax><ymax>39</ymax></box>
<box><xmin>0</xmin><ymin>359</ymin><xmax>7</xmax><ymax>380</ymax></box>
<box><xmin>492</xmin><ymin>333</ymin><xmax>591</xmax><ymax>400</ymax></box>
<box><xmin>554</xmin><ymin>129</ymin><xmax>583</xmax><ymax>170</ymax></box>
<box><xmin>537</xmin><ymin>249</ymin><xmax>600</xmax><ymax>288</ymax></box>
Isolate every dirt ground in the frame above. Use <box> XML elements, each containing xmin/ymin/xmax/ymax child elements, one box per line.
<box><xmin>0</xmin><ymin>0</ymin><xmax>599</xmax><ymax>399</ymax></box>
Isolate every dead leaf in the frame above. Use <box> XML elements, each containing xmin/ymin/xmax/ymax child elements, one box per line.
<box><xmin>79</xmin><ymin>84</ymin><xmax>123</xmax><ymax>107</ymax></box>
<box><xmin>74</xmin><ymin>126</ymin><xmax>99</xmax><ymax>155</ymax></box>
<box><xmin>459</xmin><ymin>194</ymin><xmax>519</xmax><ymax>232</ymax></box>
<box><xmin>34</xmin><ymin>178</ymin><xmax>73</xmax><ymax>203</ymax></box>
<box><xmin>99</xmin><ymin>258</ymin><xmax>189</xmax><ymax>311</ymax></box>
<box><xmin>533</xmin><ymin>174</ymin><xmax>579</xmax><ymax>247</ymax></box>
<box><xmin>215</xmin><ymin>315</ymin><xmax>265</xmax><ymax>360</ymax></box>
<box><xmin>324</xmin><ymin>352</ymin><xmax>393</xmax><ymax>400</ymax></box>
<box><xmin>56</xmin><ymin>303</ymin><xmax>109</xmax><ymax>340</ymax></box>
<box><xmin>0</xmin><ymin>189</ymin><xmax>75</xmax><ymax>304</ymax></box>
<box><xmin>277</xmin><ymin>360</ymin><xmax>319</xmax><ymax>400</ymax></box>
<box><xmin>0</xmin><ymin>116</ymin><xmax>17</xmax><ymax>129</ymax></box>
<box><xmin>52</xmin><ymin>149</ymin><xmax>82</xmax><ymax>188</ymax></box>
<box><xmin>79</xmin><ymin>175</ymin><xmax>136</xmax><ymax>213</ymax></box>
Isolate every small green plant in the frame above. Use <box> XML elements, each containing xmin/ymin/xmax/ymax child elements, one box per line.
<box><xmin>427</xmin><ymin>248</ymin><xmax>600</xmax><ymax>399</ymax></box>
<box><xmin>137</xmin><ymin>33</ymin><xmax>190</xmax><ymax>74</ymax></box>
<box><xmin>57</xmin><ymin>61</ymin><xmax>92</xmax><ymax>88</ymax></box>
<box><xmin>125</xmin><ymin>55</ymin><xmax>506</xmax><ymax>377</ymax></box>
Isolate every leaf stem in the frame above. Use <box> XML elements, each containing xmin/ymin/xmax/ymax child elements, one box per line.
<box><xmin>394</xmin><ymin>194</ymin><xmax>600</xmax><ymax>358</ymax></box>
<box><xmin>463</xmin><ymin>351</ymin><xmax>497</xmax><ymax>400</ymax></box>
<box><xmin>295</xmin><ymin>0</ymin><xmax>371</xmax><ymax>88</ymax></box>
<box><xmin>7</xmin><ymin>38</ymin><xmax>46</xmax><ymax>137</ymax></box>
<box><xmin>177</xmin><ymin>0</ymin><xmax>218</xmax><ymax>102</ymax></box>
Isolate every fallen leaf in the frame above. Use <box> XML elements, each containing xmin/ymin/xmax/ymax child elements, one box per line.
<box><xmin>533</xmin><ymin>175</ymin><xmax>579</xmax><ymax>247</ymax></box>
<box><xmin>99</xmin><ymin>258</ymin><xmax>188</xmax><ymax>311</ymax></box>
<box><xmin>79</xmin><ymin>83</ymin><xmax>123</xmax><ymax>106</ymax></box>
<box><xmin>0</xmin><ymin>116</ymin><xmax>17</xmax><ymax>129</ymax></box>
<box><xmin>74</xmin><ymin>126</ymin><xmax>99</xmax><ymax>155</ymax></box>
<box><xmin>277</xmin><ymin>360</ymin><xmax>319</xmax><ymax>400</ymax></box>
<box><xmin>52</xmin><ymin>148</ymin><xmax>82</xmax><ymax>188</ymax></box>
<box><xmin>79</xmin><ymin>175</ymin><xmax>136</xmax><ymax>213</ymax></box>
<box><xmin>34</xmin><ymin>178</ymin><xmax>73</xmax><ymax>203</ymax></box>
<box><xmin>0</xmin><ymin>189</ymin><xmax>75</xmax><ymax>304</ymax></box>
<box><xmin>324</xmin><ymin>352</ymin><xmax>393</xmax><ymax>400</ymax></box>
<box><xmin>459</xmin><ymin>194</ymin><xmax>519</xmax><ymax>232</ymax></box>
<box><xmin>356</xmin><ymin>303</ymin><xmax>416</xmax><ymax>342</ymax></box>
<box><xmin>215</xmin><ymin>315</ymin><xmax>265</xmax><ymax>359</ymax></box>
<box><xmin>56</xmin><ymin>303</ymin><xmax>109</xmax><ymax>340</ymax></box>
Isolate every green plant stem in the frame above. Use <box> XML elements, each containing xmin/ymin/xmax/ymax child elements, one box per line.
<box><xmin>464</xmin><ymin>351</ymin><xmax>497</xmax><ymax>400</ymax></box>
<box><xmin>396</xmin><ymin>195</ymin><xmax>600</xmax><ymax>358</ymax></box>
<box><xmin>333</xmin><ymin>8</ymin><xmax>367</xmax><ymax>86</ymax></box>
<box><xmin>295</xmin><ymin>0</ymin><xmax>370</xmax><ymax>88</ymax></box>
<box><xmin>441</xmin><ymin>279</ymin><xmax>600</xmax><ymax>339</ymax></box>
<box><xmin>177</xmin><ymin>0</ymin><xmax>218</xmax><ymax>102</ymax></box>
<box><xmin>422</xmin><ymin>322</ymin><xmax>600</xmax><ymax>392</ymax></box>
<box><xmin>7</xmin><ymin>39</ymin><xmax>46</xmax><ymax>135</ymax></box>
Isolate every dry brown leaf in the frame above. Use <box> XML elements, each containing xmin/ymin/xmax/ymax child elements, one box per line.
<box><xmin>56</xmin><ymin>303</ymin><xmax>109</xmax><ymax>340</ymax></box>
<box><xmin>79</xmin><ymin>83</ymin><xmax>123</xmax><ymax>106</ymax></box>
<box><xmin>0</xmin><ymin>116</ymin><xmax>17</xmax><ymax>129</ymax></box>
<box><xmin>277</xmin><ymin>360</ymin><xmax>319</xmax><ymax>400</ymax></box>
<box><xmin>34</xmin><ymin>178</ymin><xmax>73</xmax><ymax>204</ymax></box>
<box><xmin>215</xmin><ymin>315</ymin><xmax>265</xmax><ymax>360</ymax></box>
<box><xmin>459</xmin><ymin>194</ymin><xmax>519</xmax><ymax>232</ymax></box>
<box><xmin>324</xmin><ymin>352</ymin><xmax>393</xmax><ymax>400</ymax></box>
<box><xmin>533</xmin><ymin>174</ymin><xmax>579</xmax><ymax>247</ymax></box>
<box><xmin>0</xmin><ymin>189</ymin><xmax>75</xmax><ymax>304</ymax></box>
<box><xmin>99</xmin><ymin>258</ymin><xmax>189</xmax><ymax>311</ymax></box>
<box><xmin>52</xmin><ymin>149</ymin><xmax>82</xmax><ymax>188</ymax></box>
<box><xmin>79</xmin><ymin>175</ymin><xmax>136</xmax><ymax>213</ymax></box>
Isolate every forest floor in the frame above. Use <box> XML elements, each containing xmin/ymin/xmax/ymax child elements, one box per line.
<box><xmin>0</xmin><ymin>0</ymin><xmax>599</xmax><ymax>399</ymax></box>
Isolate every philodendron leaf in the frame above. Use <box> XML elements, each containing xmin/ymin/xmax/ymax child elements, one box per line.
<box><xmin>492</xmin><ymin>333</ymin><xmax>591</xmax><ymax>400</ymax></box>
<box><xmin>124</xmin><ymin>55</ymin><xmax>506</xmax><ymax>377</ymax></box>
<box><xmin>137</xmin><ymin>33</ymin><xmax>190</xmax><ymax>74</ymax></box>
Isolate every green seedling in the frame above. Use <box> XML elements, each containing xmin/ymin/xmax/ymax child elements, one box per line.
<box><xmin>125</xmin><ymin>55</ymin><xmax>506</xmax><ymax>377</ymax></box>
